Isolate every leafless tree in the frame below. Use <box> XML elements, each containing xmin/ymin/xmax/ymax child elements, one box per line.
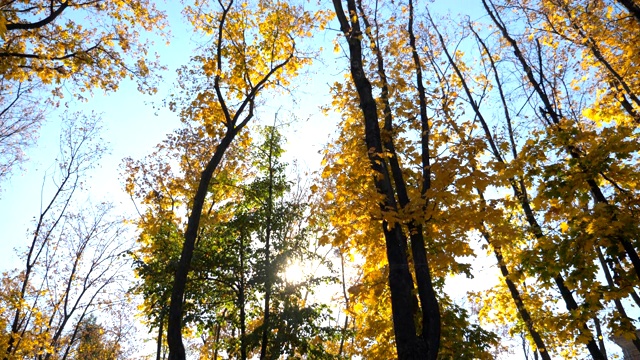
<box><xmin>0</xmin><ymin>79</ymin><xmax>47</xmax><ymax>188</ymax></box>
<box><xmin>1</xmin><ymin>112</ymin><xmax>136</xmax><ymax>360</ymax></box>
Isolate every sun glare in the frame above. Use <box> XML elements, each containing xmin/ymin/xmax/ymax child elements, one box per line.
<box><xmin>283</xmin><ymin>261</ymin><xmax>306</xmax><ymax>284</ymax></box>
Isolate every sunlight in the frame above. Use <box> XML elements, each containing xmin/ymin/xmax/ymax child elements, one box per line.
<box><xmin>283</xmin><ymin>261</ymin><xmax>306</xmax><ymax>285</ymax></box>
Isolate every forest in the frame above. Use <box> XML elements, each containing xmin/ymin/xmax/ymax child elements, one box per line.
<box><xmin>1</xmin><ymin>0</ymin><xmax>639</xmax><ymax>359</ymax></box>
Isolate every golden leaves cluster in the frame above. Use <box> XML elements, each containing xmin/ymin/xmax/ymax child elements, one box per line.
<box><xmin>0</xmin><ymin>0</ymin><xmax>167</xmax><ymax>96</ymax></box>
<box><xmin>320</xmin><ymin>0</ymin><xmax>640</xmax><ymax>357</ymax></box>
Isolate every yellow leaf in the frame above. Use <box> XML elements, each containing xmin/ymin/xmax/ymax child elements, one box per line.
<box><xmin>560</xmin><ymin>222</ymin><xmax>569</xmax><ymax>233</ymax></box>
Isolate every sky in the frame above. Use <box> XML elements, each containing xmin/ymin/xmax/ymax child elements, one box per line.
<box><xmin>0</xmin><ymin>1</ymin><xmax>626</xmax><ymax>358</ymax></box>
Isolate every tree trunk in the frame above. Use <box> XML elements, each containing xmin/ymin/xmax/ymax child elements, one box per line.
<box><xmin>259</xmin><ymin>131</ymin><xmax>276</xmax><ymax>360</ymax></box>
<box><xmin>330</xmin><ymin>1</ymin><xmax>427</xmax><ymax>358</ymax></box>
<box><xmin>156</xmin><ymin>315</ymin><xmax>164</xmax><ymax>360</ymax></box>
<box><xmin>240</xmin><ymin>231</ymin><xmax>247</xmax><ymax>360</ymax></box>
<box><xmin>167</xmin><ymin>132</ymin><xmax>236</xmax><ymax>360</ymax></box>
<box><xmin>354</xmin><ymin>1</ymin><xmax>440</xmax><ymax>356</ymax></box>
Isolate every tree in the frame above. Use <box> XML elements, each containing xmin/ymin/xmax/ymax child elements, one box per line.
<box><xmin>1</xmin><ymin>113</ymin><xmax>135</xmax><ymax>360</ymax></box>
<box><xmin>128</xmin><ymin>125</ymin><xmax>341</xmax><ymax>359</ymax></box>
<box><xmin>224</xmin><ymin>126</ymin><xmax>340</xmax><ymax>360</ymax></box>
<box><xmin>414</xmin><ymin>0</ymin><xmax>640</xmax><ymax>357</ymax></box>
<box><xmin>325</xmin><ymin>0</ymin><xmax>501</xmax><ymax>358</ymax></box>
<box><xmin>323</xmin><ymin>0</ymin><xmax>640</xmax><ymax>358</ymax></box>
<box><xmin>125</xmin><ymin>120</ymin><xmax>250</xmax><ymax>359</ymax></box>
<box><xmin>153</xmin><ymin>1</ymin><xmax>324</xmax><ymax>359</ymax></box>
<box><xmin>70</xmin><ymin>315</ymin><xmax>121</xmax><ymax>360</ymax></box>
<box><xmin>329</xmin><ymin>0</ymin><xmax>437</xmax><ymax>357</ymax></box>
<box><xmin>2</xmin><ymin>0</ymin><xmax>632</xmax><ymax>357</ymax></box>
<box><xmin>0</xmin><ymin>81</ymin><xmax>46</xmax><ymax>186</ymax></box>
<box><xmin>0</xmin><ymin>0</ymin><xmax>166</xmax><ymax>186</ymax></box>
<box><xmin>479</xmin><ymin>1</ymin><xmax>639</xmax><ymax>357</ymax></box>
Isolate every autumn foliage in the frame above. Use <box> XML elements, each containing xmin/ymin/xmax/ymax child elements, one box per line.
<box><xmin>2</xmin><ymin>0</ymin><xmax>640</xmax><ymax>359</ymax></box>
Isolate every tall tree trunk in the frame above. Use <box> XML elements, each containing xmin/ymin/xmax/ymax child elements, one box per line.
<box><xmin>240</xmin><ymin>231</ymin><xmax>247</xmax><ymax>360</ymax></box>
<box><xmin>436</xmin><ymin>5</ymin><xmax>605</xmax><ymax>357</ymax></box>
<box><xmin>165</xmin><ymin>2</ymin><xmax>294</xmax><ymax>357</ymax></box>
<box><xmin>338</xmin><ymin>251</ymin><xmax>350</xmax><ymax>358</ymax></box>
<box><xmin>156</xmin><ymin>314</ymin><xmax>164</xmax><ymax>360</ymax></box>
<box><xmin>213</xmin><ymin>316</ymin><xmax>222</xmax><ymax>360</ymax></box>
<box><xmin>168</xmin><ymin>132</ymin><xmax>237</xmax><ymax>360</ymax></box>
<box><xmin>476</xmin><ymin>194</ymin><xmax>552</xmax><ymax>360</ymax></box>
<box><xmin>488</xmin><ymin>234</ymin><xmax>552</xmax><ymax>359</ymax></box>
<box><xmin>259</xmin><ymin>130</ymin><xmax>276</xmax><ymax>360</ymax></box>
<box><xmin>407</xmin><ymin>2</ymin><xmax>441</xmax><ymax>356</ymax></box>
<box><xmin>331</xmin><ymin>1</ymin><xmax>427</xmax><ymax>358</ymax></box>
<box><xmin>355</xmin><ymin>1</ymin><xmax>440</xmax><ymax>357</ymax></box>
<box><xmin>260</xmin><ymin>139</ymin><xmax>273</xmax><ymax>360</ymax></box>
<box><xmin>553</xmin><ymin>275</ymin><xmax>605</xmax><ymax>360</ymax></box>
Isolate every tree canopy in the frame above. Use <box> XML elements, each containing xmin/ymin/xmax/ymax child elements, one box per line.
<box><xmin>2</xmin><ymin>0</ymin><xmax>640</xmax><ymax>359</ymax></box>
